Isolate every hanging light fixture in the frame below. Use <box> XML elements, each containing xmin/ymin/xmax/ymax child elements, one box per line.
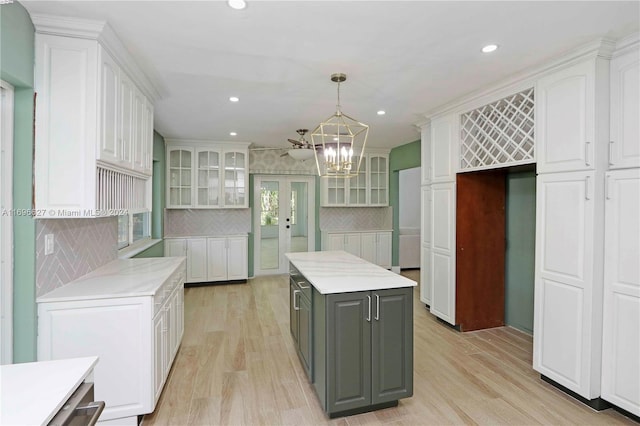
<box><xmin>311</xmin><ymin>73</ymin><xmax>369</xmax><ymax>178</ymax></box>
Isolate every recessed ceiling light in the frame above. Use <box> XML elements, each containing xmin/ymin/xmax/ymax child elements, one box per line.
<box><xmin>482</xmin><ymin>44</ymin><xmax>499</xmax><ymax>53</ymax></box>
<box><xmin>227</xmin><ymin>0</ymin><xmax>246</xmax><ymax>10</ymax></box>
<box><xmin>377</xmin><ymin>110</ymin><xmax>386</xmax><ymax>115</ymax></box>
<box><xmin>229</xmin><ymin>96</ymin><xmax>239</xmax><ymax>102</ymax></box>
<box><xmin>230</xmin><ymin>132</ymin><xmax>237</xmax><ymax>136</ymax></box>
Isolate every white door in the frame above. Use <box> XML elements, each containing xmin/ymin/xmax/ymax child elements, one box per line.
<box><xmin>206</xmin><ymin>237</ymin><xmax>227</xmax><ymax>282</ymax></box>
<box><xmin>430</xmin><ymin>114</ymin><xmax>456</xmax><ymax>182</ymax></box>
<box><xmin>360</xmin><ymin>233</ymin><xmax>376</xmax><ymax>264</ymax></box>
<box><xmin>430</xmin><ymin>182</ymin><xmax>456</xmax><ymax>325</ymax></box>
<box><xmin>376</xmin><ymin>232</ymin><xmax>392</xmax><ymax>269</ymax></box>
<box><xmin>601</xmin><ymin>169</ymin><xmax>640</xmax><ymax>415</ymax></box>
<box><xmin>186</xmin><ymin>238</ymin><xmax>208</xmax><ymax>283</ymax></box>
<box><xmin>226</xmin><ymin>236</ymin><xmax>248</xmax><ymax>280</ymax></box>
<box><xmin>164</xmin><ymin>239</ymin><xmax>186</xmax><ymax>257</ymax></box>
<box><xmin>254</xmin><ymin>176</ymin><xmax>315</xmax><ymax>275</ymax></box>
<box><xmin>533</xmin><ymin>171</ymin><xmax>596</xmax><ymax>398</ymax></box>
<box><xmin>0</xmin><ymin>80</ymin><xmax>14</xmax><ymax>364</ymax></box>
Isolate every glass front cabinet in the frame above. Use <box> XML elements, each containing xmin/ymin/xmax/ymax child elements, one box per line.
<box><xmin>320</xmin><ymin>150</ymin><xmax>389</xmax><ymax>207</ymax></box>
<box><xmin>166</xmin><ymin>141</ymin><xmax>249</xmax><ymax>209</ymax></box>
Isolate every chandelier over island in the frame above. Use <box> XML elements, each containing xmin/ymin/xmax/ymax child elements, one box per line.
<box><xmin>311</xmin><ymin>73</ymin><xmax>369</xmax><ymax>178</ymax></box>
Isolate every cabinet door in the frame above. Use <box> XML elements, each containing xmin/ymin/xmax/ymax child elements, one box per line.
<box><xmin>420</xmin><ymin>246</ymin><xmax>431</xmax><ymax>306</ymax></box>
<box><xmin>360</xmin><ymin>233</ymin><xmax>377</xmax><ymax>264</ymax></box>
<box><xmin>609</xmin><ymin>50</ymin><xmax>640</xmax><ymax>169</ymax></box>
<box><xmin>321</xmin><ymin>176</ymin><xmax>347</xmax><ymax>206</ymax></box>
<box><xmin>344</xmin><ymin>233</ymin><xmax>361</xmax><ymax>258</ymax></box>
<box><xmin>186</xmin><ymin>238</ymin><xmax>208</xmax><ymax>283</ymax></box>
<box><xmin>369</xmin><ymin>154</ymin><xmax>388</xmax><ymax>205</ymax></box>
<box><xmin>325</xmin><ymin>233</ymin><xmax>346</xmax><ymax>251</ymax></box>
<box><xmin>601</xmin><ymin>169</ymin><xmax>640</xmax><ymax>415</ymax></box>
<box><xmin>132</xmin><ymin>88</ymin><xmax>146</xmax><ymax>172</ymax></box>
<box><xmin>430</xmin><ymin>182</ymin><xmax>456</xmax><ymax>325</ymax></box>
<box><xmin>206</xmin><ymin>237</ymin><xmax>227</xmax><ymax>282</ymax></box>
<box><xmin>326</xmin><ymin>292</ymin><xmax>372</xmax><ymax>413</ymax></box>
<box><xmin>98</xmin><ymin>48</ymin><xmax>120</xmax><ymax>165</ymax></box>
<box><xmin>349</xmin><ymin>155</ymin><xmax>367</xmax><ymax>206</ymax></box>
<box><xmin>289</xmin><ymin>280</ymin><xmax>300</xmax><ymax>344</ymax></box>
<box><xmin>421</xmin><ymin>186</ymin><xmax>431</xmax><ymax>247</ymax></box>
<box><xmin>421</xmin><ymin>124</ymin><xmax>431</xmax><ymax>185</ymax></box>
<box><xmin>222</xmin><ymin>150</ymin><xmax>247</xmax><ymax>207</ymax></box>
<box><xmin>195</xmin><ymin>149</ymin><xmax>221</xmax><ymax>207</ymax></box>
<box><xmin>164</xmin><ymin>239</ymin><xmax>186</xmax><ymax>257</ymax></box>
<box><xmin>176</xmin><ymin>284</ymin><xmax>184</xmax><ymax>344</ymax></box>
<box><xmin>167</xmin><ymin>148</ymin><xmax>193</xmax><ymax>208</ymax></box>
<box><xmin>143</xmin><ymin>100</ymin><xmax>154</xmax><ymax>175</ymax></box>
<box><xmin>119</xmin><ymin>72</ymin><xmax>134</xmax><ymax>169</ymax></box>
<box><xmin>376</xmin><ymin>232</ymin><xmax>392</xmax><ymax>269</ymax></box>
<box><xmin>536</xmin><ymin>60</ymin><xmax>594</xmax><ymax>173</ymax></box>
<box><xmin>430</xmin><ymin>114</ymin><xmax>456</xmax><ymax>182</ymax></box>
<box><xmin>533</xmin><ymin>171</ymin><xmax>597</xmax><ymax>398</ymax></box>
<box><xmin>226</xmin><ymin>236</ymin><xmax>248</xmax><ymax>280</ymax></box>
<box><xmin>153</xmin><ymin>311</ymin><xmax>165</xmax><ymax>402</ymax></box>
<box><xmin>371</xmin><ymin>288</ymin><xmax>413</xmax><ymax>404</ymax></box>
<box><xmin>298</xmin><ymin>293</ymin><xmax>313</xmax><ymax>380</ymax></box>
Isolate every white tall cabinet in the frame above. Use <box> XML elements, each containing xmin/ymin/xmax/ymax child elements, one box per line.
<box><xmin>601</xmin><ymin>42</ymin><xmax>640</xmax><ymax>416</ymax></box>
<box><xmin>533</xmin><ymin>53</ymin><xmax>611</xmax><ymax>401</ymax></box>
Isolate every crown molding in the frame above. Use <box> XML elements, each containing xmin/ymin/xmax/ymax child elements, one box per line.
<box><xmin>613</xmin><ymin>32</ymin><xmax>640</xmax><ymax>57</ymax></box>
<box><xmin>31</xmin><ymin>14</ymin><xmax>166</xmax><ymax>103</ymax></box>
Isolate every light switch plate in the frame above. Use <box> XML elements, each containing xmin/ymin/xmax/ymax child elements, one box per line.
<box><xmin>44</xmin><ymin>234</ymin><xmax>54</xmax><ymax>255</ymax></box>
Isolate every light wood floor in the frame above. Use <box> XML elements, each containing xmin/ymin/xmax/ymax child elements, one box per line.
<box><xmin>143</xmin><ymin>270</ymin><xmax>635</xmax><ymax>425</ymax></box>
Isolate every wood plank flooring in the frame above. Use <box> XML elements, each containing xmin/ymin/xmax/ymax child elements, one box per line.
<box><xmin>143</xmin><ymin>271</ymin><xmax>635</xmax><ymax>425</ymax></box>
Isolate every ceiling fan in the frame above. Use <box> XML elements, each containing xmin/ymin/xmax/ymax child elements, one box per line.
<box><xmin>282</xmin><ymin>129</ymin><xmax>318</xmax><ymax>160</ymax></box>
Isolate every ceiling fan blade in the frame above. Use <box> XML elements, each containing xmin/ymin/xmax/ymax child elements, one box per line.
<box><xmin>288</xmin><ymin>139</ymin><xmax>303</xmax><ymax>146</ymax></box>
<box><xmin>280</xmin><ymin>152</ymin><xmax>289</xmax><ymax>157</ymax></box>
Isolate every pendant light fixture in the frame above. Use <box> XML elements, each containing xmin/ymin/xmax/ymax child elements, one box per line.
<box><xmin>311</xmin><ymin>73</ymin><xmax>369</xmax><ymax>178</ymax></box>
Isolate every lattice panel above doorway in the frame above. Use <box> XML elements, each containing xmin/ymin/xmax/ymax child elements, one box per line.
<box><xmin>460</xmin><ymin>88</ymin><xmax>535</xmax><ymax>171</ymax></box>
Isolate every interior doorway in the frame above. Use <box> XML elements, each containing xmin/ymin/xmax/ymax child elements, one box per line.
<box><xmin>1</xmin><ymin>80</ymin><xmax>14</xmax><ymax>364</ymax></box>
<box><xmin>254</xmin><ymin>175</ymin><xmax>315</xmax><ymax>275</ymax></box>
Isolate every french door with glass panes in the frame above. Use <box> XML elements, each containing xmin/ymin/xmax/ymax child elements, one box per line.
<box><xmin>254</xmin><ymin>176</ymin><xmax>315</xmax><ymax>275</ymax></box>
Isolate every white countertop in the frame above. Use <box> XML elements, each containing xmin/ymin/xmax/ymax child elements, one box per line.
<box><xmin>37</xmin><ymin>257</ymin><xmax>186</xmax><ymax>303</ymax></box>
<box><xmin>285</xmin><ymin>251</ymin><xmax>416</xmax><ymax>294</ymax></box>
<box><xmin>0</xmin><ymin>356</ymin><xmax>98</xmax><ymax>426</ymax></box>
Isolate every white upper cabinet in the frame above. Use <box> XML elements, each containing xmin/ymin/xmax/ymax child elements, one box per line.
<box><xmin>33</xmin><ymin>15</ymin><xmax>157</xmax><ymax>217</ymax></box>
<box><xmin>430</xmin><ymin>114</ymin><xmax>457</xmax><ymax>182</ymax></box>
<box><xmin>609</xmin><ymin>49</ymin><xmax>640</xmax><ymax>169</ymax></box>
<box><xmin>321</xmin><ymin>151</ymin><xmax>389</xmax><ymax>207</ymax></box>
<box><xmin>420</xmin><ymin>123</ymin><xmax>431</xmax><ymax>185</ymax></box>
<box><xmin>166</xmin><ymin>141</ymin><xmax>249</xmax><ymax>209</ymax></box>
<box><xmin>536</xmin><ymin>58</ymin><xmax>610</xmax><ymax>173</ymax></box>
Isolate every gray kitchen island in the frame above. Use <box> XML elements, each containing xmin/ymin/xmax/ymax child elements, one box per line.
<box><xmin>286</xmin><ymin>250</ymin><xmax>417</xmax><ymax>418</ymax></box>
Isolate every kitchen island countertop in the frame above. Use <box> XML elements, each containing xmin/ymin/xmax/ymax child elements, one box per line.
<box><xmin>285</xmin><ymin>250</ymin><xmax>416</xmax><ymax>294</ymax></box>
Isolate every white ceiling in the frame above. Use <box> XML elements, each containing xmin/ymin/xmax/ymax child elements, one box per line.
<box><xmin>21</xmin><ymin>1</ymin><xmax>640</xmax><ymax>149</ymax></box>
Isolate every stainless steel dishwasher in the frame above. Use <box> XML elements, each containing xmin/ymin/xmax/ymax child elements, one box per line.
<box><xmin>48</xmin><ymin>382</ymin><xmax>105</xmax><ymax>426</ymax></box>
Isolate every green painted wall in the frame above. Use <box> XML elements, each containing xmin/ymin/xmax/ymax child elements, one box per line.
<box><xmin>1</xmin><ymin>2</ymin><xmax>37</xmax><ymax>362</ymax></box>
<box><xmin>151</xmin><ymin>131</ymin><xmax>165</xmax><ymax>240</ymax></box>
<box><xmin>504</xmin><ymin>171</ymin><xmax>536</xmax><ymax>334</ymax></box>
<box><xmin>133</xmin><ymin>240</ymin><xmax>164</xmax><ymax>258</ymax></box>
<box><xmin>389</xmin><ymin>140</ymin><xmax>421</xmax><ymax>267</ymax></box>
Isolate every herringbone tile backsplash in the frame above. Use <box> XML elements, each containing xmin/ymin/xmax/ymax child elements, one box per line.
<box><xmin>165</xmin><ymin>209</ymin><xmax>251</xmax><ymax>237</ymax></box>
<box><xmin>319</xmin><ymin>207</ymin><xmax>392</xmax><ymax>230</ymax></box>
<box><xmin>36</xmin><ymin>218</ymin><xmax>117</xmax><ymax>297</ymax></box>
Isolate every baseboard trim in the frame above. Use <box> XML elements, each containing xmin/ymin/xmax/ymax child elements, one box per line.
<box><xmin>540</xmin><ymin>375</ymin><xmax>610</xmax><ymax>411</ymax></box>
<box><xmin>185</xmin><ymin>279</ymin><xmax>247</xmax><ymax>288</ymax></box>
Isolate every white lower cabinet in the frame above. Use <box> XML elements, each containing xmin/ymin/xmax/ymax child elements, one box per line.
<box><xmin>420</xmin><ymin>186</ymin><xmax>431</xmax><ymax>306</ymax></box>
<box><xmin>37</xmin><ymin>258</ymin><xmax>186</xmax><ymax>424</ymax></box>
<box><xmin>165</xmin><ymin>235</ymin><xmax>248</xmax><ymax>283</ymax></box>
<box><xmin>429</xmin><ymin>182</ymin><xmax>456</xmax><ymax>325</ymax></box>
<box><xmin>322</xmin><ymin>231</ymin><xmax>392</xmax><ymax>268</ymax></box>
<box><xmin>533</xmin><ymin>171</ymin><xmax>602</xmax><ymax>399</ymax></box>
<box><xmin>601</xmin><ymin>168</ymin><xmax>640</xmax><ymax>416</ymax></box>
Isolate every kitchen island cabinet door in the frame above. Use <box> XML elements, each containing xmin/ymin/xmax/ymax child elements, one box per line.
<box><xmin>371</xmin><ymin>288</ymin><xmax>413</xmax><ymax>404</ymax></box>
<box><xmin>326</xmin><ymin>292</ymin><xmax>372</xmax><ymax>414</ymax></box>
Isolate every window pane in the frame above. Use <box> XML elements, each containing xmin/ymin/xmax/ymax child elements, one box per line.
<box><xmin>117</xmin><ymin>215</ymin><xmax>129</xmax><ymax>249</ymax></box>
<box><xmin>132</xmin><ymin>212</ymin><xmax>150</xmax><ymax>243</ymax></box>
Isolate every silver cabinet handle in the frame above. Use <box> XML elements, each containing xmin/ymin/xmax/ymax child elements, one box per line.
<box><xmin>78</xmin><ymin>401</ymin><xmax>106</xmax><ymax>426</ymax></box>
<box><xmin>605</xmin><ymin>174</ymin><xmax>612</xmax><ymax>200</ymax></box>
<box><xmin>293</xmin><ymin>289</ymin><xmax>300</xmax><ymax>311</ymax></box>
<box><xmin>585</xmin><ymin>175</ymin><xmax>591</xmax><ymax>200</ymax></box>
<box><xmin>585</xmin><ymin>141</ymin><xmax>591</xmax><ymax>167</ymax></box>
<box><xmin>366</xmin><ymin>295</ymin><xmax>371</xmax><ymax>322</ymax></box>
<box><xmin>375</xmin><ymin>294</ymin><xmax>380</xmax><ymax>321</ymax></box>
<box><xmin>297</xmin><ymin>281</ymin><xmax>310</xmax><ymax>289</ymax></box>
<box><xmin>609</xmin><ymin>140</ymin><xmax>615</xmax><ymax>165</ymax></box>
